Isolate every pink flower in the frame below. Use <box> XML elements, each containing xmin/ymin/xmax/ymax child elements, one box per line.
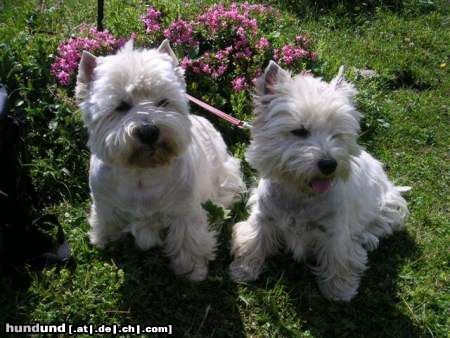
<box><xmin>240</xmin><ymin>3</ymin><xmax>275</xmax><ymax>14</ymax></box>
<box><xmin>56</xmin><ymin>71</ymin><xmax>70</xmax><ymax>86</ymax></box>
<box><xmin>251</xmin><ymin>69</ymin><xmax>263</xmax><ymax>85</ymax></box>
<box><xmin>200</xmin><ymin>62</ymin><xmax>212</xmax><ymax>74</ymax></box>
<box><xmin>214</xmin><ymin>64</ymin><xmax>228</xmax><ymax>78</ymax></box>
<box><xmin>236</xmin><ymin>26</ymin><xmax>246</xmax><ymax>38</ymax></box>
<box><xmin>232</xmin><ymin>27</ymin><xmax>252</xmax><ymax>58</ymax></box>
<box><xmin>273</xmin><ymin>48</ymin><xmax>280</xmax><ymax>62</ymax></box>
<box><xmin>234</xmin><ymin>36</ymin><xmax>248</xmax><ymax>50</ymax></box>
<box><xmin>234</xmin><ymin>47</ymin><xmax>252</xmax><ymax>59</ymax></box>
<box><xmin>184</xmin><ymin>52</ymin><xmax>229</xmax><ymax>79</ymax></box>
<box><xmin>191</xmin><ymin>65</ymin><xmax>202</xmax><ymax>74</ymax></box>
<box><xmin>51</xmin><ymin>26</ymin><xmax>124</xmax><ymax>86</ymax></box>
<box><xmin>215</xmin><ymin>48</ymin><xmax>231</xmax><ymax>60</ymax></box>
<box><xmin>180</xmin><ymin>56</ymin><xmax>193</xmax><ymax>69</ymax></box>
<box><xmin>255</xmin><ymin>37</ymin><xmax>270</xmax><ymax>49</ymax></box>
<box><xmin>309</xmin><ymin>52</ymin><xmax>318</xmax><ymax>61</ymax></box>
<box><xmin>197</xmin><ymin>3</ymin><xmax>266</xmax><ymax>34</ymax></box>
<box><xmin>295</xmin><ymin>34</ymin><xmax>311</xmax><ymax>48</ymax></box>
<box><xmin>164</xmin><ymin>19</ymin><xmax>197</xmax><ymax>46</ymax></box>
<box><xmin>141</xmin><ymin>6</ymin><xmax>161</xmax><ymax>33</ymax></box>
<box><xmin>274</xmin><ymin>44</ymin><xmax>310</xmax><ymax>65</ymax></box>
<box><xmin>231</xmin><ymin>76</ymin><xmax>248</xmax><ymax>91</ymax></box>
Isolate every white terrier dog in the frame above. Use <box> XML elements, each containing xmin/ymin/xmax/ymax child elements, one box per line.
<box><xmin>230</xmin><ymin>62</ymin><xmax>409</xmax><ymax>301</ymax></box>
<box><xmin>76</xmin><ymin>40</ymin><xmax>244</xmax><ymax>281</ymax></box>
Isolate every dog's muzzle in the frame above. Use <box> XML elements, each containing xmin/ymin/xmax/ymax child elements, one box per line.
<box><xmin>134</xmin><ymin>123</ymin><xmax>160</xmax><ymax>146</ymax></box>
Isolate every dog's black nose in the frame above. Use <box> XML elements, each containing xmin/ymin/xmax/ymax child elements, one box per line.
<box><xmin>318</xmin><ymin>158</ymin><xmax>337</xmax><ymax>175</ymax></box>
<box><xmin>135</xmin><ymin>124</ymin><xmax>160</xmax><ymax>145</ymax></box>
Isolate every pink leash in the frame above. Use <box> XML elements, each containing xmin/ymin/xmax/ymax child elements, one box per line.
<box><xmin>187</xmin><ymin>94</ymin><xmax>251</xmax><ymax>129</ymax></box>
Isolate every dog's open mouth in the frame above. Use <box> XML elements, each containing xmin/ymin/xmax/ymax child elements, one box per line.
<box><xmin>309</xmin><ymin>178</ymin><xmax>332</xmax><ymax>193</ymax></box>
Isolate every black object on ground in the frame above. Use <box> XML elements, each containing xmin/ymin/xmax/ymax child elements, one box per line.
<box><xmin>0</xmin><ymin>84</ymin><xmax>74</xmax><ymax>276</ymax></box>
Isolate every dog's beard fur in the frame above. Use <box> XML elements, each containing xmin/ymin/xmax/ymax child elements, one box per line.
<box><xmin>230</xmin><ymin>61</ymin><xmax>409</xmax><ymax>301</ymax></box>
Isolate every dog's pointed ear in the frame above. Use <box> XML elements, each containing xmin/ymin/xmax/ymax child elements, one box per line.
<box><xmin>158</xmin><ymin>39</ymin><xmax>178</xmax><ymax>65</ymax></box>
<box><xmin>332</xmin><ymin>65</ymin><xmax>346</xmax><ymax>88</ymax></box>
<box><xmin>255</xmin><ymin>60</ymin><xmax>290</xmax><ymax>97</ymax></box>
<box><xmin>75</xmin><ymin>51</ymin><xmax>97</xmax><ymax>102</ymax></box>
<box><xmin>122</xmin><ymin>39</ymin><xmax>134</xmax><ymax>51</ymax></box>
<box><xmin>78</xmin><ymin>51</ymin><xmax>97</xmax><ymax>83</ymax></box>
<box><xmin>331</xmin><ymin>65</ymin><xmax>358</xmax><ymax>98</ymax></box>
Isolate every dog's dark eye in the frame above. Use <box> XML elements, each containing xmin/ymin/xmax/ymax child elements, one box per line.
<box><xmin>116</xmin><ymin>101</ymin><xmax>132</xmax><ymax>112</ymax></box>
<box><xmin>156</xmin><ymin>98</ymin><xmax>169</xmax><ymax>107</ymax></box>
<box><xmin>291</xmin><ymin>127</ymin><xmax>310</xmax><ymax>138</ymax></box>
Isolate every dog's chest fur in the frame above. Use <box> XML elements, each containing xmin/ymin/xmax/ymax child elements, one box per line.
<box><xmin>262</xmin><ymin>180</ymin><xmax>337</xmax><ymax>233</ymax></box>
<box><xmin>90</xmin><ymin>155</ymin><xmax>193</xmax><ymax>221</ymax></box>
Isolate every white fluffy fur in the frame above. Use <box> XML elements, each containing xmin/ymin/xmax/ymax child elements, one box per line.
<box><xmin>230</xmin><ymin>62</ymin><xmax>409</xmax><ymax>301</ymax></box>
<box><xmin>76</xmin><ymin>40</ymin><xmax>244</xmax><ymax>281</ymax></box>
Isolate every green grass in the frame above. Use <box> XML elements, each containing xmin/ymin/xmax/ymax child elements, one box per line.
<box><xmin>1</xmin><ymin>0</ymin><xmax>449</xmax><ymax>336</ymax></box>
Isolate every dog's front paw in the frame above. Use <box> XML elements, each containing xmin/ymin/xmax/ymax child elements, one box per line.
<box><xmin>171</xmin><ymin>257</ymin><xmax>208</xmax><ymax>282</ymax></box>
<box><xmin>229</xmin><ymin>259</ymin><xmax>261</xmax><ymax>282</ymax></box>
<box><xmin>88</xmin><ymin>230</ymin><xmax>108</xmax><ymax>249</ymax></box>
<box><xmin>187</xmin><ymin>263</ymin><xmax>208</xmax><ymax>282</ymax></box>
<box><xmin>317</xmin><ymin>275</ymin><xmax>359</xmax><ymax>302</ymax></box>
<box><xmin>361</xmin><ymin>232</ymin><xmax>379</xmax><ymax>252</ymax></box>
<box><xmin>353</xmin><ymin>232</ymin><xmax>379</xmax><ymax>252</ymax></box>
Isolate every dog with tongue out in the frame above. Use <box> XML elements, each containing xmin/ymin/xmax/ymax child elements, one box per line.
<box><xmin>229</xmin><ymin>62</ymin><xmax>409</xmax><ymax>302</ymax></box>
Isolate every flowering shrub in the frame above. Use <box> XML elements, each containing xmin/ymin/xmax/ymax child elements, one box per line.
<box><xmin>231</xmin><ymin>76</ymin><xmax>248</xmax><ymax>92</ymax></box>
<box><xmin>159</xmin><ymin>3</ymin><xmax>317</xmax><ymax>119</ymax></box>
<box><xmin>164</xmin><ymin>20</ymin><xmax>197</xmax><ymax>47</ymax></box>
<box><xmin>141</xmin><ymin>6</ymin><xmax>162</xmax><ymax>33</ymax></box>
<box><xmin>52</xmin><ymin>3</ymin><xmax>318</xmax><ymax>120</ymax></box>
<box><xmin>51</xmin><ymin>25</ymin><xmax>126</xmax><ymax>86</ymax></box>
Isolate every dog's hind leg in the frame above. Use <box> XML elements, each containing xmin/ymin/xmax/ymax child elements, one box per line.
<box><xmin>368</xmin><ymin>185</ymin><xmax>409</xmax><ymax>239</ymax></box>
<box><xmin>165</xmin><ymin>207</ymin><xmax>217</xmax><ymax>281</ymax></box>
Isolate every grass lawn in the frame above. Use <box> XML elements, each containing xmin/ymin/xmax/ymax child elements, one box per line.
<box><xmin>0</xmin><ymin>0</ymin><xmax>448</xmax><ymax>336</ymax></box>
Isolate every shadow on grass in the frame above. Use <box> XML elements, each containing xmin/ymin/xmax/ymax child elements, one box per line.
<box><xmin>252</xmin><ymin>231</ymin><xmax>422</xmax><ymax>336</ymax></box>
<box><xmin>100</xmin><ymin>228</ymin><xmax>245</xmax><ymax>338</ymax></box>
<box><xmin>0</xmin><ymin>274</ymin><xmax>30</xmax><ymax>327</ymax></box>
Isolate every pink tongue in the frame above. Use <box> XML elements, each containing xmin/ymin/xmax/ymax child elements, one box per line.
<box><xmin>311</xmin><ymin>179</ymin><xmax>332</xmax><ymax>193</ymax></box>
